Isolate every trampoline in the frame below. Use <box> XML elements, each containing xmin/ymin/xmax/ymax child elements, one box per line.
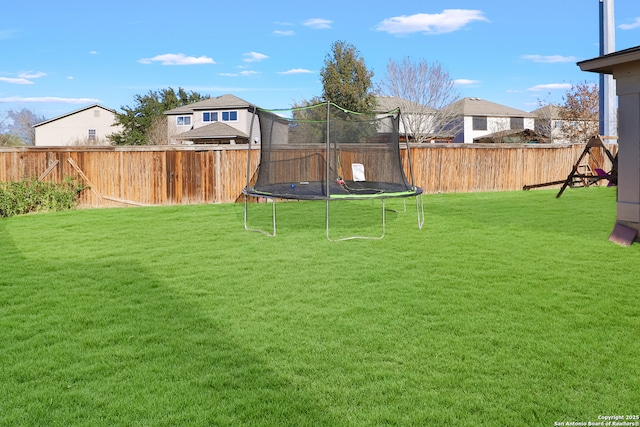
<box><xmin>243</xmin><ymin>102</ymin><xmax>424</xmax><ymax>240</ymax></box>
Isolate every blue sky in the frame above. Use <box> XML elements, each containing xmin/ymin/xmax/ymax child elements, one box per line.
<box><xmin>1</xmin><ymin>0</ymin><xmax>639</xmax><ymax>120</ymax></box>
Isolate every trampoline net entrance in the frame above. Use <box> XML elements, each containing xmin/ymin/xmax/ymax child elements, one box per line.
<box><xmin>244</xmin><ymin>102</ymin><xmax>424</xmax><ymax>239</ymax></box>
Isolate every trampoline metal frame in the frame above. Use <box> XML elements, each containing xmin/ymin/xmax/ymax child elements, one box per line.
<box><xmin>244</xmin><ymin>190</ymin><xmax>424</xmax><ymax>241</ymax></box>
<box><xmin>243</xmin><ymin>102</ymin><xmax>424</xmax><ymax>241</ymax></box>
<box><xmin>243</xmin><ymin>194</ymin><xmax>277</xmax><ymax>237</ymax></box>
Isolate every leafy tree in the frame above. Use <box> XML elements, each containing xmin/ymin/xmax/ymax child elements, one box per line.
<box><xmin>320</xmin><ymin>41</ymin><xmax>376</xmax><ymax>113</ymax></box>
<box><xmin>1</xmin><ymin>108</ymin><xmax>46</xmax><ymax>145</ymax></box>
<box><xmin>0</xmin><ymin>133</ymin><xmax>26</xmax><ymax>147</ymax></box>
<box><xmin>376</xmin><ymin>57</ymin><xmax>461</xmax><ymax>143</ymax></box>
<box><xmin>111</xmin><ymin>87</ymin><xmax>209</xmax><ymax>145</ymax></box>
<box><xmin>558</xmin><ymin>81</ymin><xmax>599</xmax><ymax>143</ymax></box>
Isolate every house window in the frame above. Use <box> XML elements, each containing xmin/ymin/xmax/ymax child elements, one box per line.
<box><xmin>203</xmin><ymin>112</ymin><xmax>218</xmax><ymax>122</ymax></box>
<box><xmin>177</xmin><ymin>116</ymin><xmax>191</xmax><ymax>126</ymax></box>
<box><xmin>510</xmin><ymin>117</ymin><xmax>524</xmax><ymax>130</ymax></box>
<box><xmin>88</xmin><ymin>129</ymin><xmax>96</xmax><ymax>141</ymax></box>
<box><xmin>472</xmin><ymin>116</ymin><xmax>487</xmax><ymax>130</ymax></box>
<box><xmin>221</xmin><ymin>111</ymin><xmax>238</xmax><ymax>121</ymax></box>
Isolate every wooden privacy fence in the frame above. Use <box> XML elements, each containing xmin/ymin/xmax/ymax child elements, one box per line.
<box><xmin>0</xmin><ymin>143</ymin><xmax>617</xmax><ymax>208</ymax></box>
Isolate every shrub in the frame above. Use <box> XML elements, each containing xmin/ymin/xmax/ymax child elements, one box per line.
<box><xmin>0</xmin><ymin>177</ymin><xmax>86</xmax><ymax>217</ymax></box>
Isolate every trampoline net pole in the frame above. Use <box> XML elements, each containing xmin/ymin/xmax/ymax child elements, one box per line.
<box><xmin>245</xmin><ymin>106</ymin><xmax>258</xmax><ymax>191</ymax></box>
<box><xmin>326</xmin><ymin>101</ymin><xmax>331</xmax><ymax>199</ymax></box>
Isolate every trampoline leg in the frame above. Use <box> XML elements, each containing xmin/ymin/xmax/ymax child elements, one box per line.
<box><xmin>415</xmin><ymin>193</ymin><xmax>425</xmax><ymax>230</ymax></box>
<box><xmin>326</xmin><ymin>199</ymin><xmax>386</xmax><ymax>242</ymax></box>
<box><xmin>244</xmin><ymin>194</ymin><xmax>277</xmax><ymax>237</ymax></box>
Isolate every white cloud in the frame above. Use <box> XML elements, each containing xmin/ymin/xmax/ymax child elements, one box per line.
<box><xmin>0</xmin><ymin>77</ymin><xmax>34</xmax><ymax>85</ymax></box>
<box><xmin>528</xmin><ymin>83</ymin><xmax>572</xmax><ymax>91</ymax></box>
<box><xmin>90</xmin><ymin>50</ymin><xmax>98</xmax><ymax>55</ymax></box>
<box><xmin>278</xmin><ymin>69</ymin><xmax>314</xmax><ymax>75</ymax></box>
<box><xmin>0</xmin><ymin>96</ymin><xmax>101</xmax><ymax>104</ymax></box>
<box><xmin>522</xmin><ymin>54</ymin><xmax>577</xmax><ymax>63</ymax></box>
<box><xmin>240</xmin><ymin>70</ymin><xmax>261</xmax><ymax>76</ymax></box>
<box><xmin>376</xmin><ymin>9</ymin><xmax>488</xmax><ymax>35</ymax></box>
<box><xmin>19</xmin><ymin>71</ymin><xmax>46</xmax><ymax>79</ymax></box>
<box><xmin>220</xmin><ymin>73</ymin><xmax>238</xmax><ymax>77</ymax></box>
<box><xmin>138</xmin><ymin>53</ymin><xmax>215</xmax><ymax>65</ymax></box>
<box><xmin>454</xmin><ymin>79</ymin><xmax>480</xmax><ymax>86</ymax></box>
<box><xmin>243</xmin><ymin>52</ymin><xmax>269</xmax><ymax>63</ymax></box>
<box><xmin>274</xmin><ymin>29</ymin><xmax>295</xmax><ymax>36</ymax></box>
<box><xmin>0</xmin><ymin>71</ymin><xmax>46</xmax><ymax>85</ymax></box>
<box><xmin>303</xmin><ymin>18</ymin><xmax>333</xmax><ymax>29</ymax></box>
<box><xmin>618</xmin><ymin>17</ymin><xmax>640</xmax><ymax>30</ymax></box>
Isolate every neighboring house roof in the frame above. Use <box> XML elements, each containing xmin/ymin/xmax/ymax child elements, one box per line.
<box><xmin>374</xmin><ymin>96</ymin><xmax>436</xmax><ymax>114</ymax></box>
<box><xmin>33</xmin><ymin>104</ymin><xmax>117</xmax><ymax>127</ymax></box>
<box><xmin>375</xmin><ymin>95</ymin><xmax>432</xmax><ymax>113</ymax></box>
<box><xmin>473</xmin><ymin>128</ymin><xmax>548</xmax><ymax>144</ymax></box>
<box><xmin>174</xmin><ymin>122</ymin><xmax>248</xmax><ymax>140</ymax></box>
<box><xmin>164</xmin><ymin>94</ymin><xmax>254</xmax><ymax>115</ymax></box>
<box><xmin>531</xmin><ymin>104</ymin><xmax>562</xmax><ymax>118</ymax></box>
<box><xmin>450</xmin><ymin>97</ymin><xmax>535</xmax><ymax>118</ymax></box>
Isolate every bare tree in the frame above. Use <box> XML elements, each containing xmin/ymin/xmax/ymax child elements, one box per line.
<box><xmin>146</xmin><ymin>115</ymin><xmax>168</xmax><ymax>145</ymax></box>
<box><xmin>70</xmin><ymin>135</ymin><xmax>112</xmax><ymax>146</ymax></box>
<box><xmin>376</xmin><ymin>57</ymin><xmax>462</xmax><ymax>143</ymax></box>
<box><xmin>5</xmin><ymin>108</ymin><xmax>46</xmax><ymax>145</ymax></box>
<box><xmin>558</xmin><ymin>81</ymin><xmax>599</xmax><ymax>143</ymax></box>
<box><xmin>533</xmin><ymin>106</ymin><xmax>557</xmax><ymax>144</ymax></box>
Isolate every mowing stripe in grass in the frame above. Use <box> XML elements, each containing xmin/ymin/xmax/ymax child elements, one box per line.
<box><xmin>1</xmin><ymin>187</ymin><xmax>638</xmax><ymax>426</ymax></box>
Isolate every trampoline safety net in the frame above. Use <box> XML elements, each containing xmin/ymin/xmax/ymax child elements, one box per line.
<box><xmin>245</xmin><ymin>102</ymin><xmax>422</xmax><ymax>200</ymax></box>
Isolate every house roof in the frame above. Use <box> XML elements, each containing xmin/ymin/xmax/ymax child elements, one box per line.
<box><xmin>473</xmin><ymin>128</ymin><xmax>547</xmax><ymax>144</ymax></box>
<box><xmin>173</xmin><ymin>122</ymin><xmax>249</xmax><ymax>140</ymax></box>
<box><xmin>578</xmin><ymin>45</ymin><xmax>640</xmax><ymax>74</ymax></box>
<box><xmin>374</xmin><ymin>96</ymin><xmax>436</xmax><ymax>114</ymax></box>
<box><xmin>450</xmin><ymin>97</ymin><xmax>535</xmax><ymax>118</ymax></box>
<box><xmin>530</xmin><ymin>104</ymin><xmax>562</xmax><ymax>118</ymax></box>
<box><xmin>33</xmin><ymin>104</ymin><xmax>116</xmax><ymax>127</ymax></box>
<box><xmin>165</xmin><ymin>94</ymin><xmax>254</xmax><ymax>115</ymax></box>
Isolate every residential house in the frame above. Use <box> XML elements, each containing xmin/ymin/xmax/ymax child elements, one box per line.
<box><xmin>531</xmin><ymin>104</ymin><xmax>572</xmax><ymax>143</ymax></box>
<box><xmin>449</xmin><ymin>97</ymin><xmax>536</xmax><ymax>144</ymax></box>
<box><xmin>33</xmin><ymin>104</ymin><xmax>121</xmax><ymax>146</ymax></box>
<box><xmin>164</xmin><ymin>94</ymin><xmax>259</xmax><ymax>145</ymax></box>
<box><xmin>374</xmin><ymin>96</ymin><xmax>452</xmax><ymax>143</ymax></box>
<box><xmin>531</xmin><ymin>104</ymin><xmax>566</xmax><ymax>143</ymax></box>
<box><xmin>531</xmin><ymin>104</ymin><xmax>602</xmax><ymax>144</ymax></box>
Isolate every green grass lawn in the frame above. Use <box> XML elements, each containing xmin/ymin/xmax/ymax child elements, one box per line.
<box><xmin>1</xmin><ymin>187</ymin><xmax>638</xmax><ymax>426</ymax></box>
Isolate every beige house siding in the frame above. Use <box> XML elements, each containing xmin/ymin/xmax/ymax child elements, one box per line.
<box><xmin>34</xmin><ymin>105</ymin><xmax>121</xmax><ymax>146</ymax></box>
